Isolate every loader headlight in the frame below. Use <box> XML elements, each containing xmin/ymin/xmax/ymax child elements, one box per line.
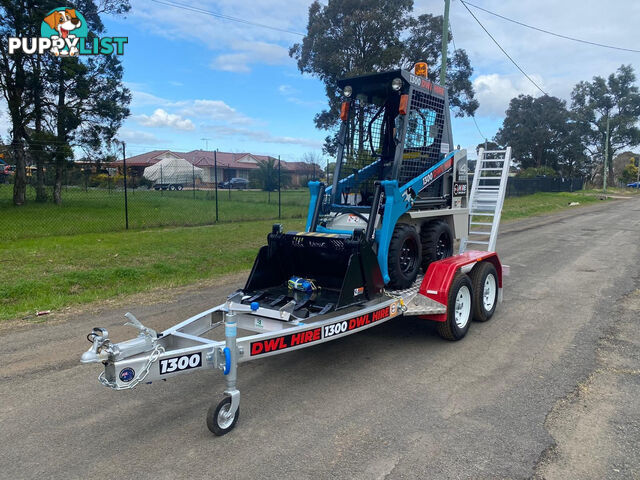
<box><xmin>343</xmin><ymin>85</ymin><xmax>353</xmax><ymax>97</ymax></box>
<box><xmin>391</xmin><ymin>78</ymin><xmax>403</xmax><ymax>91</ymax></box>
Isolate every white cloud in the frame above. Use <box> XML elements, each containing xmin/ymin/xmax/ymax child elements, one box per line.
<box><xmin>472</xmin><ymin>73</ymin><xmax>544</xmax><ymax>117</ymax></box>
<box><xmin>136</xmin><ymin>109</ymin><xmax>195</xmax><ymax>131</ymax></box>
<box><xmin>211</xmin><ymin>42</ymin><xmax>290</xmax><ymax>73</ymax></box>
<box><xmin>118</xmin><ymin>129</ymin><xmax>164</xmax><ymax>145</ymax></box>
<box><xmin>204</xmin><ymin>124</ymin><xmax>323</xmax><ymax>148</ymax></box>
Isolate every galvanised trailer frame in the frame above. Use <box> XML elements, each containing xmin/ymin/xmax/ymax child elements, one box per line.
<box><xmin>81</xmin><ymin>249</ymin><xmax>504</xmax><ymax>436</ymax></box>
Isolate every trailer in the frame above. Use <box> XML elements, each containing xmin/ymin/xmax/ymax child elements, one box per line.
<box><xmin>80</xmin><ymin>62</ymin><xmax>513</xmax><ymax>436</ymax></box>
<box><xmin>81</xmin><ymin>248</ymin><xmax>506</xmax><ymax>435</ymax></box>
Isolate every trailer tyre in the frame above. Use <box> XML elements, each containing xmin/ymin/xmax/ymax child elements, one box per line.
<box><xmin>420</xmin><ymin>220</ymin><xmax>453</xmax><ymax>271</ymax></box>
<box><xmin>437</xmin><ymin>273</ymin><xmax>472</xmax><ymax>341</ymax></box>
<box><xmin>470</xmin><ymin>262</ymin><xmax>498</xmax><ymax>322</ymax></box>
<box><xmin>387</xmin><ymin>224</ymin><xmax>422</xmax><ymax>289</ymax></box>
<box><xmin>207</xmin><ymin>396</ymin><xmax>239</xmax><ymax>436</ymax></box>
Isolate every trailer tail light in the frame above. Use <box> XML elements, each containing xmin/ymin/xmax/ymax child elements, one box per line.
<box><xmin>399</xmin><ymin>94</ymin><xmax>409</xmax><ymax>115</ymax></box>
<box><xmin>340</xmin><ymin>101</ymin><xmax>350</xmax><ymax>121</ymax></box>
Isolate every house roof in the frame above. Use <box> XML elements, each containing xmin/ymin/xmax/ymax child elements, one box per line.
<box><xmin>112</xmin><ymin>149</ymin><xmax>319</xmax><ymax>172</ymax></box>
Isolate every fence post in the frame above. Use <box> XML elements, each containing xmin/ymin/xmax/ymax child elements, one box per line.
<box><xmin>278</xmin><ymin>155</ymin><xmax>281</xmax><ymax>219</ymax></box>
<box><xmin>214</xmin><ymin>150</ymin><xmax>219</xmax><ymax>222</ymax></box>
<box><xmin>192</xmin><ymin>163</ymin><xmax>196</xmax><ymax>199</ymax></box>
<box><xmin>160</xmin><ymin>164</ymin><xmax>163</xmax><ymax>196</ymax></box>
<box><xmin>122</xmin><ymin>142</ymin><xmax>129</xmax><ymax>230</ymax></box>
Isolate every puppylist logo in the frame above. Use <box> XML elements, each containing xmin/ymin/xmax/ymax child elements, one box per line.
<box><xmin>8</xmin><ymin>7</ymin><xmax>127</xmax><ymax>57</ymax></box>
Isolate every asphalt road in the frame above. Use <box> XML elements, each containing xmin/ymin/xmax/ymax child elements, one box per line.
<box><xmin>1</xmin><ymin>198</ymin><xmax>639</xmax><ymax>480</ymax></box>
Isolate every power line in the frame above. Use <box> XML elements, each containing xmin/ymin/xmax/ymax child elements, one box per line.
<box><xmin>459</xmin><ymin>0</ymin><xmax>548</xmax><ymax>96</ymax></box>
<box><xmin>150</xmin><ymin>0</ymin><xmax>305</xmax><ymax>36</ymax></box>
<box><xmin>461</xmin><ymin>0</ymin><xmax>640</xmax><ymax>54</ymax></box>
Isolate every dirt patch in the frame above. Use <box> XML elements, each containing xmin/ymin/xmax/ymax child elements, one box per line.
<box><xmin>534</xmin><ymin>289</ymin><xmax>640</xmax><ymax>479</ymax></box>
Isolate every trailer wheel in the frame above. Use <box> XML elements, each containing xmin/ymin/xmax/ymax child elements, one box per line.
<box><xmin>169</xmin><ymin>184</ymin><xmax>177</xmax><ymax>191</ymax></box>
<box><xmin>420</xmin><ymin>220</ymin><xmax>453</xmax><ymax>271</ymax></box>
<box><xmin>177</xmin><ymin>184</ymin><xmax>183</xmax><ymax>191</ymax></box>
<box><xmin>437</xmin><ymin>274</ymin><xmax>472</xmax><ymax>341</ymax></box>
<box><xmin>207</xmin><ymin>396</ymin><xmax>239</xmax><ymax>436</ymax></box>
<box><xmin>387</xmin><ymin>224</ymin><xmax>421</xmax><ymax>289</ymax></box>
<box><xmin>470</xmin><ymin>262</ymin><xmax>498</xmax><ymax>322</ymax></box>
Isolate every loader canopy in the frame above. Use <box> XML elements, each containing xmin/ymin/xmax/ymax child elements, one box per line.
<box><xmin>333</xmin><ymin>69</ymin><xmax>451</xmax><ymax>206</ymax></box>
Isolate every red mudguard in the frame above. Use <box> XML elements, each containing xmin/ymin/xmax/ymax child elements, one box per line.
<box><xmin>418</xmin><ymin>250</ymin><xmax>503</xmax><ymax>321</ymax></box>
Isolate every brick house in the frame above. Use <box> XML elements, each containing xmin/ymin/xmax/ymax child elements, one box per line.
<box><xmin>112</xmin><ymin>150</ymin><xmax>320</xmax><ymax>187</ymax></box>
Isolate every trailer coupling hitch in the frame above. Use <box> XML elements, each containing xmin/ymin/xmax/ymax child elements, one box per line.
<box><xmin>80</xmin><ymin>313</ymin><xmax>158</xmax><ymax>364</ymax></box>
<box><xmin>81</xmin><ymin>327</ymin><xmax>116</xmax><ymax>364</ymax></box>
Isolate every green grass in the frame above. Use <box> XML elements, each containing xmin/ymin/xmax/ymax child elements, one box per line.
<box><xmin>0</xmin><ymin>184</ymin><xmax>309</xmax><ymax>241</ymax></box>
<box><xmin>0</xmin><ymin>190</ymin><xmax>609</xmax><ymax>323</ymax></box>
<box><xmin>0</xmin><ymin>219</ymin><xmax>305</xmax><ymax>322</ymax></box>
<box><xmin>500</xmin><ymin>191</ymin><xmax>606</xmax><ymax>221</ymax></box>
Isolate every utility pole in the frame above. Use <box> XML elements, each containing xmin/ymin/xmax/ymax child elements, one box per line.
<box><xmin>278</xmin><ymin>155</ymin><xmax>282</xmax><ymax>219</ymax></box>
<box><xmin>603</xmin><ymin>115</ymin><xmax>610</xmax><ymax>194</ymax></box>
<box><xmin>439</xmin><ymin>0</ymin><xmax>451</xmax><ymax>86</ymax></box>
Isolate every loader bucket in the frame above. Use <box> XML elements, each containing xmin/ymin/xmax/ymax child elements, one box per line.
<box><xmin>243</xmin><ymin>231</ymin><xmax>384</xmax><ymax>313</ymax></box>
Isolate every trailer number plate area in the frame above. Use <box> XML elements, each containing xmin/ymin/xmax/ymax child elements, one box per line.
<box><xmin>250</xmin><ymin>302</ymin><xmax>399</xmax><ymax>357</ymax></box>
<box><xmin>159</xmin><ymin>353</ymin><xmax>202</xmax><ymax>375</ymax></box>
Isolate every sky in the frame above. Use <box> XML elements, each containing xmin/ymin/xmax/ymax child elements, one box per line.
<box><xmin>5</xmin><ymin>0</ymin><xmax>640</xmax><ymax>163</ymax></box>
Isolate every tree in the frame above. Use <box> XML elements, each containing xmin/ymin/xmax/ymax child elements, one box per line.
<box><xmin>571</xmin><ymin>65</ymin><xmax>640</xmax><ymax>187</ymax></box>
<box><xmin>302</xmin><ymin>151</ymin><xmax>323</xmax><ymax>181</ymax></box>
<box><xmin>0</xmin><ymin>0</ymin><xmax>130</xmax><ymax>205</ymax></box>
<box><xmin>495</xmin><ymin>95</ymin><xmax>569</xmax><ymax>172</ymax></box>
<box><xmin>619</xmin><ymin>156</ymin><xmax>638</xmax><ymax>184</ymax></box>
<box><xmin>252</xmin><ymin>157</ymin><xmax>290</xmax><ymax>192</ymax></box>
<box><xmin>290</xmin><ymin>0</ymin><xmax>478</xmax><ymax>154</ymax></box>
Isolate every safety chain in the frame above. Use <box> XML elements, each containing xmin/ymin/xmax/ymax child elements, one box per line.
<box><xmin>98</xmin><ymin>344</ymin><xmax>165</xmax><ymax>390</ymax></box>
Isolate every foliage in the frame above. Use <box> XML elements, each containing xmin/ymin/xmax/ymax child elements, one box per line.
<box><xmin>620</xmin><ymin>158</ymin><xmax>638</xmax><ymax>184</ymax></box>
<box><xmin>495</xmin><ymin>95</ymin><xmax>569</xmax><ymax>172</ymax></box>
<box><xmin>570</xmin><ymin>64</ymin><xmax>640</xmax><ymax>185</ymax></box>
<box><xmin>0</xmin><ymin>0</ymin><xmax>131</xmax><ymax>205</ymax></box>
<box><xmin>290</xmin><ymin>0</ymin><xmax>478</xmax><ymax>154</ymax></box>
<box><xmin>516</xmin><ymin>166</ymin><xmax>557</xmax><ymax>178</ymax></box>
<box><xmin>251</xmin><ymin>157</ymin><xmax>291</xmax><ymax>191</ymax></box>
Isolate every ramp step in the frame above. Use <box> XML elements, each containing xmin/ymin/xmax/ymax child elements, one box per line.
<box><xmin>469</xmin><ymin>230</ymin><xmax>491</xmax><ymax>235</ymax></box>
<box><xmin>466</xmin><ymin>240</ymin><xmax>490</xmax><ymax>245</ymax></box>
<box><xmin>480</xmin><ymin>168</ymin><xmax>504</xmax><ymax>171</ymax></box>
<box><xmin>470</xmin><ymin>221</ymin><xmax>493</xmax><ymax>226</ymax></box>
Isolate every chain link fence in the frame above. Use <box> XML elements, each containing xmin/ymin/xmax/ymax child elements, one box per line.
<box><xmin>0</xmin><ymin>163</ymin><xmax>312</xmax><ymax>241</ymax></box>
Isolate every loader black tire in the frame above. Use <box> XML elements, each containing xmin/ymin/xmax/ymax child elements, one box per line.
<box><xmin>420</xmin><ymin>220</ymin><xmax>453</xmax><ymax>271</ymax></box>
<box><xmin>470</xmin><ymin>261</ymin><xmax>498</xmax><ymax>322</ymax></box>
<box><xmin>437</xmin><ymin>273</ymin><xmax>473</xmax><ymax>341</ymax></box>
<box><xmin>387</xmin><ymin>224</ymin><xmax>421</xmax><ymax>289</ymax></box>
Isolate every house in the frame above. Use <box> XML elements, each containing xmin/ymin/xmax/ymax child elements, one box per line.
<box><xmin>111</xmin><ymin>149</ymin><xmax>320</xmax><ymax>187</ymax></box>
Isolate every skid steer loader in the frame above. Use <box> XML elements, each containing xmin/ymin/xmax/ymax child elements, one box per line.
<box><xmin>242</xmin><ymin>63</ymin><xmax>469</xmax><ymax>318</ymax></box>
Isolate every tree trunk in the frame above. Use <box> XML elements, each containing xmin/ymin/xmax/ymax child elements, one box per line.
<box><xmin>34</xmin><ymin>54</ymin><xmax>47</xmax><ymax>202</ymax></box>
<box><xmin>53</xmin><ymin>62</ymin><xmax>66</xmax><ymax>205</ymax></box>
<box><xmin>12</xmin><ymin>138</ymin><xmax>26</xmax><ymax>206</ymax></box>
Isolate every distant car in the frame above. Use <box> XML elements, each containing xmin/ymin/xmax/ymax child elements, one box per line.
<box><xmin>218</xmin><ymin>177</ymin><xmax>249</xmax><ymax>189</ymax></box>
<box><xmin>627</xmin><ymin>181</ymin><xmax>640</xmax><ymax>188</ymax></box>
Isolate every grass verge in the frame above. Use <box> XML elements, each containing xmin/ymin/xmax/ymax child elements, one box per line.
<box><xmin>0</xmin><ymin>191</ymin><xmax>611</xmax><ymax>322</ymax></box>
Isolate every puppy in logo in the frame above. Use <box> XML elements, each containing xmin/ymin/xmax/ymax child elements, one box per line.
<box><xmin>43</xmin><ymin>8</ymin><xmax>82</xmax><ymax>56</ymax></box>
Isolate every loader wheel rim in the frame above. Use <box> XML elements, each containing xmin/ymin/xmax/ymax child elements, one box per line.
<box><xmin>399</xmin><ymin>239</ymin><xmax>418</xmax><ymax>273</ymax></box>
<box><xmin>454</xmin><ymin>285</ymin><xmax>471</xmax><ymax>328</ymax></box>
<box><xmin>435</xmin><ymin>232</ymin><xmax>452</xmax><ymax>260</ymax></box>
<box><xmin>483</xmin><ymin>274</ymin><xmax>496</xmax><ymax>311</ymax></box>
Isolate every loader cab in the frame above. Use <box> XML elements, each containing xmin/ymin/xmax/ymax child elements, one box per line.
<box><xmin>330</xmin><ymin>68</ymin><xmax>454</xmax><ymax>211</ymax></box>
